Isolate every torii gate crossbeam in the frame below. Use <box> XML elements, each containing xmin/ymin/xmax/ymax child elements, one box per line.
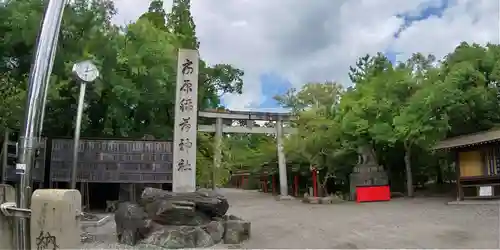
<box><xmin>198</xmin><ymin>110</ymin><xmax>296</xmax><ymax>199</ymax></box>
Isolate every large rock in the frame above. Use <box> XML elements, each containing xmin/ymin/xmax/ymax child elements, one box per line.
<box><xmin>140</xmin><ymin>224</ymin><xmax>215</xmax><ymax>249</ymax></box>
<box><xmin>202</xmin><ymin>220</ymin><xmax>225</xmax><ymax>243</ymax></box>
<box><xmin>141</xmin><ymin>225</ymin><xmax>196</xmax><ymax>248</ymax></box>
<box><xmin>114</xmin><ymin>188</ymin><xmax>241</xmax><ymax>248</ymax></box>
<box><xmin>196</xmin><ymin>188</ymin><xmax>229</xmax><ymax>217</ymax></box>
<box><xmin>194</xmin><ymin>226</ymin><xmax>215</xmax><ymax>247</ymax></box>
<box><xmin>223</xmin><ymin>215</ymin><xmax>251</xmax><ymax>244</ymax></box>
<box><xmin>140</xmin><ymin>187</ymin><xmax>229</xmax><ymax>225</ymax></box>
<box><xmin>114</xmin><ymin>202</ymin><xmax>151</xmax><ymax>245</ymax></box>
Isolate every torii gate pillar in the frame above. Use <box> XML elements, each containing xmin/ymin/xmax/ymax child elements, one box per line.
<box><xmin>213</xmin><ymin>117</ymin><xmax>223</xmax><ymax>189</ymax></box>
<box><xmin>275</xmin><ymin>119</ymin><xmax>292</xmax><ymax>199</ymax></box>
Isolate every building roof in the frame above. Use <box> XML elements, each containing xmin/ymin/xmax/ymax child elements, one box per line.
<box><xmin>433</xmin><ymin>128</ymin><xmax>500</xmax><ymax>150</ymax></box>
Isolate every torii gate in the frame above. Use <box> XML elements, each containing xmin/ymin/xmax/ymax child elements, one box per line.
<box><xmin>198</xmin><ymin>110</ymin><xmax>297</xmax><ymax>199</ymax></box>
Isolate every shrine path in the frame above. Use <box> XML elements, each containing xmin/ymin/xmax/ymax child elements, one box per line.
<box><xmin>222</xmin><ymin>188</ymin><xmax>499</xmax><ymax>249</ymax></box>
<box><xmin>81</xmin><ymin>188</ymin><xmax>499</xmax><ymax>249</ymax></box>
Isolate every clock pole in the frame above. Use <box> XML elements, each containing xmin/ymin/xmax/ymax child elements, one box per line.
<box><xmin>70</xmin><ymin>80</ymin><xmax>87</xmax><ymax>190</ymax></box>
<box><xmin>70</xmin><ymin>60</ymin><xmax>99</xmax><ymax>190</ymax></box>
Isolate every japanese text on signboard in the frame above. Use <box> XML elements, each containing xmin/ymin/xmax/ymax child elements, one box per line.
<box><xmin>177</xmin><ymin>58</ymin><xmax>196</xmax><ymax>172</ymax></box>
<box><xmin>173</xmin><ymin>50</ymin><xmax>199</xmax><ymax>192</ymax></box>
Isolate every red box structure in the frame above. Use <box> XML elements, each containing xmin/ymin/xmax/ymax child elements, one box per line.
<box><xmin>356</xmin><ymin>185</ymin><xmax>391</xmax><ymax>202</ymax></box>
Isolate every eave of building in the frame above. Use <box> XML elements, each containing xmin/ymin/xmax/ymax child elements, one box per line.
<box><xmin>433</xmin><ymin>128</ymin><xmax>500</xmax><ymax>150</ymax></box>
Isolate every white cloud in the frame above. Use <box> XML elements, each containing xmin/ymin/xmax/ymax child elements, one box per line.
<box><xmin>393</xmin><ymin>0</ymin><xmax>500</xmax><ymax>62</ymax></box>
<box><xmin>112</xmin><ymin>0</ymin><xmax>500</xmax><ymax>110</ymax></box>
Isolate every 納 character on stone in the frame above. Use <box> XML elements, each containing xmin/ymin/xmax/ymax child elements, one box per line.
<box><xmin>35</xmin><ymin>231</ymin><xmax>59</xmax><ymax>250</ymax></box>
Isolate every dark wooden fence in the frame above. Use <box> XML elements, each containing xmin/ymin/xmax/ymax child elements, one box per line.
<box><xmin>2</xmin><ymin>137</ymin><xmax>173</xmax><ymax>186</ymax></box>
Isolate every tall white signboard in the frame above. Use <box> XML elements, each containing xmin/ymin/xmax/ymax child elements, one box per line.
<box><xmin>172</xmin><ymin>49</ymin><xmax>199</xmax><ymax>192</ymax></box>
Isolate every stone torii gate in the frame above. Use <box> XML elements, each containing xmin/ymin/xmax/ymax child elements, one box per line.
<box><xmin>198</xmin><ymin>110</ymin><xmax>297</xmax><ymax>199</ymax></box>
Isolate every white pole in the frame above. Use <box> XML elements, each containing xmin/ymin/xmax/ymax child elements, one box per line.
<box><xmin>16</xmin><ymin>0</ymin><xmax>66</xmax><ymax>248</ymax></box>
<box><xmin>70</xmin><ymin>82</ymin><xmax>87</xmax><ymax>189</ymax></box>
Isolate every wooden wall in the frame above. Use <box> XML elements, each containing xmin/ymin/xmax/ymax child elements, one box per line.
<box><xmin>458</xmin><ymin>150</ymin><xmax>484</xmax><ymax>177</ymax></box>
<box><xmin>458</xmin><ymin>144</ymin><xmax>500</xmax><ymax>178</ymax></box>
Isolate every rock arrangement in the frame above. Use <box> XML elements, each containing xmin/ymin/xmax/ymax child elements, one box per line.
<box><xmin>114</xmin><ymin>188</ymin><xmax>250</xmax><ymax>248</ymax></box>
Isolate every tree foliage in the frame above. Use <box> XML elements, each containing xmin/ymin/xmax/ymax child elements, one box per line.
<box><xmin>0</xmin><ymin>0</ymin><xmax>246</xmax><ymax>185</ymax></box>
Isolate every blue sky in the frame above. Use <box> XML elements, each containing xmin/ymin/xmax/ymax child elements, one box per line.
<box><xmin>221</xmin><ymin>72</ymin><xmax>292</xmax><ymax>111</ymax></box>
<box><xmin>220</xmin><ymin>0</ymin><xmax>451</xmax><ymax>110</ymax></box>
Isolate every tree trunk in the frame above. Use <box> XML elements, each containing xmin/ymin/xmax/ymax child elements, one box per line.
<box><xmin>404</xmin><ymin>143</ymin><xmax>414</xmax><ymax>197</ymax></box>
<box><xmin>317</xmin><ymin>183</ymin><xmax>324</xmax><ymax>197</ymax></box>
<box><xmin>436</xmin><ymin>163</ymin><xmax>444</xmax><ymax>184</ymax></box>
<box><xmin>318</xmin><ymin>173</ymin><xmax>332</xmax><ymax>197</ymax></box>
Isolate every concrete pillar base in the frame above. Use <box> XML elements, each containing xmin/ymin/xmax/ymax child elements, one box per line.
<box><xmin>31</xmin><ymin>189</ymin><xmax>82</xmax><ymax>249</ymax></box>
<box><xmin>0</xmin><ymin>184</ymin><xmax>16</xmax><ymax>250</ymax></box>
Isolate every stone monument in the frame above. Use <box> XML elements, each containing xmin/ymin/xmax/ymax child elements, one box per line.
<box><xmin>114</xmin><ymin>187</ymin><xmax>251</xmax><ymax>248</ymax></box>
<box><xmin>349</xmin><ymin>145</ymin><xmax>388</xmax><ymax>200</ymax></box>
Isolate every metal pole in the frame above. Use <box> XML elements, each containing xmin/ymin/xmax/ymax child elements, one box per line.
<box><xmin>1</xmin><ymin>129</ymin><xmax>8</xmax><ymax>184</ymax></box>
<box><xmin>15</xmin><ymin>0</ymin><xmax>66</xmax><ymax>249</ymax></box>
<box><xmin>70</xmin><ymin>82</ymin><xmax>87</xmax><ymax>190</ymax></box>
<box><xmin>38</xmin><ymin>45</ymin><xmax>59</xmax><ymax>138</ymax></box>
<box><xmin>34</xmin><ymin>0</ymin><xmax>63</xmax><ymax>190</ymax></box>
<box><xmin>212</xmin><ymin>117</ymin><xmax>223</xmax><ymax>189</ymax></box>
<box><xmin>34</xmin><ymin>17</ymin><xmax>61</xmax><ymax>189</ymax></box>
<box><xmin>38</xmin><ymin>0</ymin><xmax>63</xmax><ymax>140</ymax></box>
<box><xmin>276</xmin><ymin>119</ymin><xmax>290</xmax><ymax>198</ymax></box>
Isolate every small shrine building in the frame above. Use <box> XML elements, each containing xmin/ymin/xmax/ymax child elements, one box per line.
<box><xmin>434</xmin><ymin>129</ymin><xmax>500</xmax><ymax>200</ymax></box>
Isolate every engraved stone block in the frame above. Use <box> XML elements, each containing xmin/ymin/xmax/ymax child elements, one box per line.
<box><xmin>31</xmin><ymin>189</ymin><xmax>82</xmax><ymax>249</ymax></box>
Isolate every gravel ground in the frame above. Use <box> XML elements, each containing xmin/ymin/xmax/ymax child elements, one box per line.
<box><xmin>81</xmin><ymin>188</ymin><xmax>500</xmax><ymax>249</ymax></box>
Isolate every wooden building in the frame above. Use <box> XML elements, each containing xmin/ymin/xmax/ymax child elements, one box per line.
<box><xmin>434</xmin><ymin>129</ymin><xmax>500</xmax><ymax>200</ymax></box>
<box><xmin>229</xmin><ymin>170</ymin><xmax>251</xmax><ymax>189</ymax></box>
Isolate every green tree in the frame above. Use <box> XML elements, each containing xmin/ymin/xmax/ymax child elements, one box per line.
<box><xmin>441</xmin><ymin>43</ymin><xmax>500</xmax><ymax>137</ymax></box>
<box><xmin>277</xmin><ymin>82</ymin><xmax>351</xmax><ymax>195</ymax></box>
<box><xmin>166</xmin><ymin>0</ymin><xmax>199</xmax><ymax>50</ymax></box>
<box><xmin>139</xmin><ymin>0</ymin><xmax>168</xmax><ymax>31</ymax></box>
<box><xmin>338</xmin><ymin>54</ymin><xmax>441</xmax><ymax>196</ymax></box>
